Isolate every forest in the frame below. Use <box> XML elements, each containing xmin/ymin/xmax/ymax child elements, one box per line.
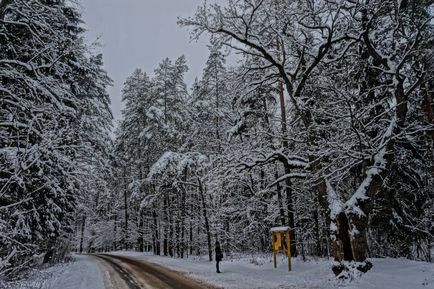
<box><xmin>0</xmin><ymin>0</ymin><xmax>433</xmax><ymax>282</ymax></box>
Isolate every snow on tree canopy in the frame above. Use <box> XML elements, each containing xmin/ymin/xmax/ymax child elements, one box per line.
<box><xmin>148</xmin><ymin>151</ymin><xmax>209</xmax><ymax>179</ymax></box>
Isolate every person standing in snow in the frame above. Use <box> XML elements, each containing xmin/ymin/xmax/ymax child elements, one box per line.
<box><xmin>215</xmin><ymin>241</ymin><xmax>223</xmax><ymax>273</ymax></box>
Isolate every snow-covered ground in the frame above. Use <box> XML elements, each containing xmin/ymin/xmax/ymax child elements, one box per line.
<box><xmin>1</xmin><ymin>255</ymin><xmax>105</xmax><ymax>289</ymax></box>
<box><xmin>112</xmin><ymin>251</ymin><xmax>434</xmax><ymax>289</ymax></box>
<box><xmin>2</xmin><ymin>252</ymin><xmax>433</xmax><ymax>289</ymax></box>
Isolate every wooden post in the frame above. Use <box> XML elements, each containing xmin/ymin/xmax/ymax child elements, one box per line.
<box><xmin>273</xmin><ymin>251</ymin><xmax>277</xmax><ymax>268</ymax></box>
<box><xmin>286</xmin><ymin>230</ymin><xmax>291</xmax><ymax>271</ymax></box>
<box><xmin>272</xmin><ymin>232</ymin><xmax>277</xmax><ymax>268</ymax></box>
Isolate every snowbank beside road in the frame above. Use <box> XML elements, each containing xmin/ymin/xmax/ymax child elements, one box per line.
<box><xmin>1</xmin><ymin>254</ymin><xmax>105</xmax><ymax>289</ymax></box>
<box><xmin>112</xmin><ymin>251</ymin><xmax>434</xmax><ymax>289</ymax></box>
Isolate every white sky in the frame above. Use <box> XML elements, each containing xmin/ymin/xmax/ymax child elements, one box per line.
<box><xmin>80</xmin><ymin>0</ymin><xmax>211</xmax><ymax>121</ymax></box>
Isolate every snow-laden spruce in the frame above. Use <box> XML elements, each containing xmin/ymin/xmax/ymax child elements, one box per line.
<box><xmin>0</xmin><ymin>0</ymin><xmax>113</xmax><ymax>278</ymax></box>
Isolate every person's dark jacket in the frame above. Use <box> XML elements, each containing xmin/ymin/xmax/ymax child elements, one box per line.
<box><xmin>215</xmin><ymin>244</ymin><xmax>223</xmax><ymax>261</ymax></box>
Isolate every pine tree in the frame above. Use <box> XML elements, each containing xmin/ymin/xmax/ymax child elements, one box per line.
<box><xmin>0</xmin><ymin>0</ymin><xmax>113</xmax><ymax>276</ymax></box>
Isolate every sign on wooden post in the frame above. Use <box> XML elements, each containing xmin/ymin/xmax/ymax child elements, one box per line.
<box><xmin>271</xmin><ymin>226</ymin><xmax>291</xmax><ymax>271</ymax></box>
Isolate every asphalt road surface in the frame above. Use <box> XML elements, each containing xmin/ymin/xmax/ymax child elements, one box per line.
<box><xmin>94</xmin><ymin>254</ymin><xmax>218</xmax><ymax>289</ymax></box>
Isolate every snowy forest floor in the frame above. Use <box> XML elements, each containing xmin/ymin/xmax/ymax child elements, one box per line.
<box><xmin>2</xmin><ymin>252</ymin><xmax>433</xmax><ymax>289</ymax></box>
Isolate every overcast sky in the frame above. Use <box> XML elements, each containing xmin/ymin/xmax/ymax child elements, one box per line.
<box><xmin>80</xmin><ymin>0</ymin><xmax>210</xmax><ymax>121</ymax></box>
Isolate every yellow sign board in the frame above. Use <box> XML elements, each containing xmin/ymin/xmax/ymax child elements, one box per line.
<box><xmin>273</xmin><ymin>232</ymin><xmax>282</xmax><ymax>251</ymax></box>
<box><xmin>271</xmin><ymin>227</ymin><xmax>291</xmax><ymax>271</ymax></box>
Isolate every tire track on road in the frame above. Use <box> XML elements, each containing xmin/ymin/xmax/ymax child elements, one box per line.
<box><xmin>94</xmin><ymin>254</ymin><xmax>218</xmax><ymax>289</ymax></box>
<box><xmin>94</xmin><ymin>254</ymin><xmax>143</xmax><ymax>289</ymax></box>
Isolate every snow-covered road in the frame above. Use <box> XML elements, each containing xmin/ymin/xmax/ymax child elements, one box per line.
<box><xmin>94</xmin><ymin>254</ymin><xmax>216</xmax><ymax>289</ymax></box>
<box><xmin>4</xmin><ymin>254</ymin><xmax>216</xmax><ymax>289</ymax></box>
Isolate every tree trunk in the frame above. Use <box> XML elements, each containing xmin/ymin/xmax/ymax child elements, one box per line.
<box><xmin>332</xmin><ymin>173</ymin><xmax>386</xmax><ymax>275</ymax></box>
<box><xmin>275</xmin><ymin>165</ymin><xmax>286</xmax><ymax>226</ymax></box>
<box><xmin>283</xmin><ymin>163</ymin><xmax>297</xmax><ymax>257</ymax></box>
<box><xmin>198</xmin><ymin>178</ymin><xmax>212</xmax><ymax>261</ymax></box>
<box><xmin>113</xmin><ymin>213</ymin><xmax>117</xmax><ymax>251</ymax></box>
<box><xmin>189</xmin><ymin>202</ymin><xmax>193</xmax><ymax>256</ymax></box>
<box><xmin>163</xmin><ymin>195</ymin><xmax>168</xmax><ymax>256</ymax></box>
<box><xmin>153</xmin><ymin>210</ymin><xmax>160</xmax><ymax>255</ymax></box>
<box><xmin>225</xmin><ymin>218</ymin><xmax>230</xmax><ymax>254</ymax></box>
<box><xmin>79</xmin><ymin>214</ymin><xmax>86</xmax><ymax>253</ymax></box>
<box><xmin>215</xmin><ymin>63</ymin><xmax>221</xmax><ymax>144</ymax></box>
<box><xmin>421</xmin><ymin>79</ymin><xmax>434</xmax><ymax>175</ymax></box>
<box><xmin>123</xmin><ymin>169</ymin><xmax>129</xmax><ymax>250</ymax></box>
<box><xmin>313</xmin><ymin>206</ymin><xmax>322</xmax><ymax>256</ymax></box>
<box><xmin>348</xmin><ymin>214</ymin><xmax>369</xmax><ymax>262</ymax></box>
<box><xmin>138</xmin><ymin>209</ymin><xmax>144</xmax><ymax>252</ymax></box>
<box><xmin>335</xmin><ymin>212</ymin><xmax>353</xmax><ymax>262</ymax></box>
<box><xmin>169</xmin><ymin>195</ymin><xmax>174</xmax><ymax>257</ymax></box>
<box><xmin>180</xmin><ymin>180</ymin><xmax>186</xmax><ymax>258</ymax></box>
